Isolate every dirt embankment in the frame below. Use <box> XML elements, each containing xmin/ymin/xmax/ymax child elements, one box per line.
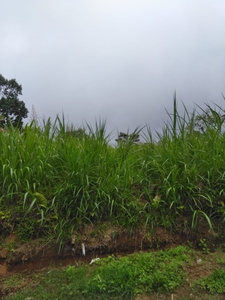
<box><xmin>0</xmin><ymin>222</ymin><xmax>220</xmax><ymax>276</ymax></box>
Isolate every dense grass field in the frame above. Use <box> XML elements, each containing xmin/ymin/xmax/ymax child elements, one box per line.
<box><xmin>1</xmin><ymin>98</ymin><xmax>225</xmax><ymax>248</ymax></box>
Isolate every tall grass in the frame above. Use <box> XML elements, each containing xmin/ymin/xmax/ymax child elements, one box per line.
<box><xmin>142</xmin><ymin>97</ymin><xmax>225</xmax><ymax>231</ymax></box>
<box><xmin>1</xmin><ymin>98</ymin><xmax>225</xmax><ymax>246</ymax></box>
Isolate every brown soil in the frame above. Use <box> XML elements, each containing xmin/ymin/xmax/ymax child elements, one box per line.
<box><xmin>0</xmin><ymin>225</ymin><xmax>191</xmax><ymax>275</ymax></box>
<box><xmin>0</xmin><ymin>223</ymin><xmax>225</xmax><ymax>299</ymax></box>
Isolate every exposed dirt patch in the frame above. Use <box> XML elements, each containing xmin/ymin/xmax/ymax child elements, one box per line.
<box><xmin>0</xmin><ymin>225</ymin><xmax>182</xmax><ymax>275</ymax></box>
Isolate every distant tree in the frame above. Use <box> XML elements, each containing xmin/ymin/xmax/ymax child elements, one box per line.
<box><xmin>0</xmin><ymin>74</ymin><xmax>29</xmax><ymax>129</ymax></box>
<box><xmin>66</xmin><ymin>125</ymin><xmax>88</xmax><ymax>139</ymax></box>
<box><xmin>116</xmin><ymin>131</ymin><xmax>140</xmax><ymax>144</ymax></box>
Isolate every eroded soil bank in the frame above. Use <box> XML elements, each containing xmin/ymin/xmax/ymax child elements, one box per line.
<box><xmin>0</xmin><ymin>222</ymin><xmax>222</xmax><ymax>277</ymax></box>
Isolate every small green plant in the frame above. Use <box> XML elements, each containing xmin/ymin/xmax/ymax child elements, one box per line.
<box><xmin>199</xmin><ymin>238</ymin><xmax>210</xmax><ymax>254</ymax></box>
<box><xmin>195</xmin><ymin>269</ymin><xmax>225</xmax><ymax>294</ymax></box>
<box><xmin>17</xmin><ymin>219</ymin><xmax>36</xmax><ymax>242</ymax></box>
<box><xmin>3</xmin><ymin>274</ymin><xmax>23</xmax><ymax>289</ymax></box>
<box><xmin>5</xmin><ymin>241</ymin><xmax>17</xmax><ymax>253</ymax></box>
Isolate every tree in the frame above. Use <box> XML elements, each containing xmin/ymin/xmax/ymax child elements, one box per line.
<box><xmin>116</xmin><ymin>131</ymin><xmax>140</xmax><ymax>144</ymax></box>
<box><xmin>66</xmin><ymin>125</ymin><xmax>88</xmax><ymax>139</ymax></box>
<box><xmin>0</xmin><ymin>74</ymin><xmax>29</xmax><ymax>129</ymax></box>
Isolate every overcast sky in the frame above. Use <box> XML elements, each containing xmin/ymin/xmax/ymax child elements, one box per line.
<box><xmin>1</xmin><ymin>0</ymin><xmax>225</xmax><ymax>139</ymax></box>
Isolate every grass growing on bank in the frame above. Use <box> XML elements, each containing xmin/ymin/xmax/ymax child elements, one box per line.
<box><xmin>3</xmin><ymin>245</ymin><xmax>225</xmax><ymax>299</ymax></box>
<box><xmin>1</xmin><ymin>97</ymin><xmax>225</xmax><ymax>246</ymax></box>
<box><xmin>2</xmin><ymin>246</ymin><xmax>191</xmax><ymax>300</ymax></box>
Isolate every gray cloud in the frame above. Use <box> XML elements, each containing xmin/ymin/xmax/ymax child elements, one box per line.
<box><xmin>1</xmin><ymin>0</ymin><xmax>225</xmax><ymax>139</ymax></box>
